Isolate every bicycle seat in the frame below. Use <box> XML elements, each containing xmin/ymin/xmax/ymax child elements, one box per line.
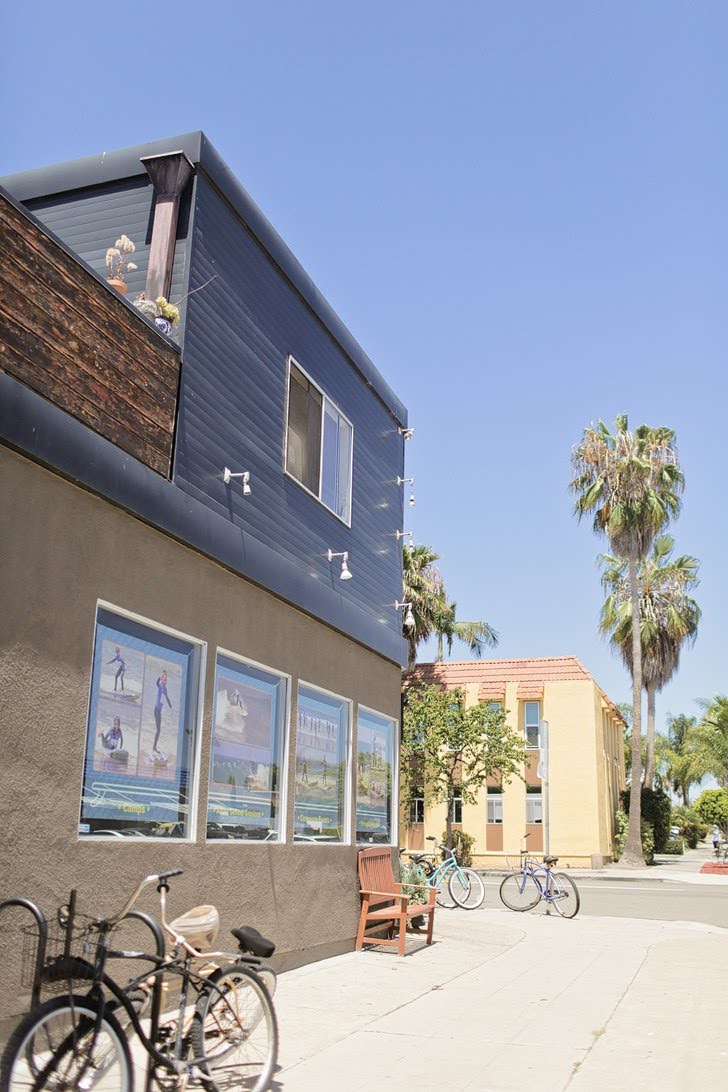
<box><xmin>231</xmin><ymin>926</ymin><xmax>276</xmax><ymax>958</ymax></box>
<box><xmin>168</xmin><ymin>905</ymin><xmax>220</xmax><ymax>949</ymax></box>
<box><xmin>409</xmin><ymin>853</ymin><xmax>429</xmax><ymax>863</ymax></box>
<box><xmin>543</xmin><ymin>855</ymin><xmax>559</xmax><ymax>866</ymax></box>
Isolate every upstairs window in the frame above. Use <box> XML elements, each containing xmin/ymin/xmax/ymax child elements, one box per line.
<box><xmin>486</xmin><ymin>786</ymin><xmax>503</xmax><ymax>824</ymax></box>
<box><xmin>526</xmin><ymin>789</ymin><xmax>543</xmax><ymax>824</ymax></box>
<box><xmin>524</xmin><ymin>701</ymin><xmax>541</xmax><ymax>749</ymax></box>
<box><xmin>285</xmin><ymin>359</ymin><xmax>353</xmax><ymax>524</ymax></box>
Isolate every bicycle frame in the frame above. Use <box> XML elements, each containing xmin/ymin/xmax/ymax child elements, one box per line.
<box><xmin>515</xmin><ymin>857</ymin><xmax>566</xmax><ymax>905</ymax></box>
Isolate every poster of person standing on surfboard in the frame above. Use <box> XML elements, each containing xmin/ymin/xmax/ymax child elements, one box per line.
<box><xmin>79</xmin><ymin>608</ymin><xmax>199</xmax><ymax>835</ymax></box>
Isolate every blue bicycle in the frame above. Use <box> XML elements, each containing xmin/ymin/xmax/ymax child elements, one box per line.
<box><xmin>405</xmin><ymin>837</ymin><xmax>485</xmax><ymax>909</ymax></box>
<box><xmin>499</xmin><ymin>839</ymin><xmax>580</xmax><ymax>918</ymax></box>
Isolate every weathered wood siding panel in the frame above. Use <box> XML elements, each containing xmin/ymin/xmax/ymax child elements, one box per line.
<box><xmin>26</xmin><ymin>177</ymin><xmax>192</xmax><ymax>342</ymax></box>
<box><xmin>0</xmin><ymin>194</ymin><xmax>180</xmax><ymax>476</ymax></box>
<box><xmin>175</xmin><ymin>174</ymin><xmax>405</xmax><ymax>639</ymax></box>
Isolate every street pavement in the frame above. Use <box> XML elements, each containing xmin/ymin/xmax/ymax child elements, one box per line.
<box><xmin>274</xmin><ymin>845</ymin><xmax>728</xmax><ymax>1090</ymax></box>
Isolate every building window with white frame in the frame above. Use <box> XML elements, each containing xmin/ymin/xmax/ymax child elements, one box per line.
<box><xmin>206</xmin><ymin>653</ymin><xmax>288</xmax><ymax>842</ymax></box>
<box><xmin>79</xmin><ymin>605</ymin><xmax>204</xmax><ymax>840</ymax></box>
<box><xmin>285</xmin><ymin>359</ymin><xmax>353</xmax><ymax>524</ymax></box>
<box><xmin>409</xmin><ymin>796</ymin><xmax>425</xmax><ymax>824</ymax></box>
<box><xmin>450</xmin><ymin>795</ymin><xmax>463</xmax><ymax>824</ymax></box>
<box><xmin>294</xmin><ymin>683</ymin><xmax>350</xmax><ymax>842</ymax></box>
<box><xmin>356</xmin><ymin>707</ymin><xmax>396</xmax><ymax>844</ymax></box>
<box><xmin>524</xmin><ymin>700</ymin><xmax>541</xmax><ymax>749</ymax></box>
<box><xmin>526</xmin><ymin>790</ymin><xmax>543</xmax><ymax>824</ymax></box>
<box><xmin>486</xmin><ymin>786</ymin><xmax>503</xmax><ymax>824</ymax></box>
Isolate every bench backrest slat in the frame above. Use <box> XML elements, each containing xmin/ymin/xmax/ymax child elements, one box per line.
<box><xmin>358</xmin><ymin>847</ymin><xmax>398</xmax><ymax>896</ymax></box>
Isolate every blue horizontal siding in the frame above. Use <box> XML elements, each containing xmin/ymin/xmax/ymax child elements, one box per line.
<box><xmin>175</xmin><ymin>174</ymin><xmax>406</xmax><ymax>645</ymax></box>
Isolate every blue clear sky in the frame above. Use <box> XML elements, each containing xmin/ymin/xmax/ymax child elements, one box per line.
<box><xmin>3</xmin><ymin>2</ymin><xmax>725</xmax><ymax>736</ymax></box>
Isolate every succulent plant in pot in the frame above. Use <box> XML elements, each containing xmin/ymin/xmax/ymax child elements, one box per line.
<box><xmin>133</xmin><ymin>294</ymin><xmax>180</xmax><ymax>336</ymax></box>
<box><xmin>105</xmin><ymin>235</ymin><xmax>137</xmax><ymax>295</ymax></box>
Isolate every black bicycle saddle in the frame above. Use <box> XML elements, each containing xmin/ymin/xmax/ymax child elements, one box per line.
<box><xmin>231</xmin><ymin>926</ymin><xmax>276</xmax><ymax>958</ymax></box>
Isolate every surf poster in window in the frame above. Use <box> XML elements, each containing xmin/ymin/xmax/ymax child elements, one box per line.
<box><xmin>355</xmin><ymin>708</ymin><xmax>395</xmax><ymax>844</ymax></box>
<box><xmin>207</xmin><ymin>655</ymin><xmax>287</xmax><ymax>841</ymax></box>
<box><xmin>293</xmin><ymin>685</ymin><xmax>349</xmax><ymax>842</ymax></box>
<box><xmin>79</xmin><ymin>607</ymin><xmax>201</xmax><ymax>838</ymax></box>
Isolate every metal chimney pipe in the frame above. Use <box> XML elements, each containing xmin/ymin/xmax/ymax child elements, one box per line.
<box><xmin>140</xmin><ymin>151</ymin><xmax>195</xmax><ymax>303</ymax></box>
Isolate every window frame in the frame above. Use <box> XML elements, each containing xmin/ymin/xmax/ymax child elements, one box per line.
<box><xmin>524</xmin><ymin>700</ymin><xmax>541</xmax><ymax>750</ymax></box>
<box><xmin>409</xmin><ymin>796</ymin><xmax>425</xmax><ymax>824</ymax></box>
<box><xmin>355</xmin><ymin>703</ymin><xmax>399</xmax><ymax>846</ymax></box>
<box><xmin>526</xmin><ymin>790</ymin><xmax>543</xmax><ymax>824</ymax></box>
<box><xmin>205</xmin><ymin>647</ymin><xmax>291</xmax><ymax>845</ymax></box>
<box><xmin>293</xmin><ymin>679</ymin><xmax>353</xmax><ymax>845</ymax></box>
<box><xmin>284</xmin><ymin>356</ymin><xmax>354</xmax><ymax>527</ymax></box>
<box><xmin>449</xmin><ymin>795</ymin><xmax>463</xmax><ymax>824</ymax></box>
<box><xmin>486</xmin><ymin>787</ymin><xmax>503</xmax><ymax>825</ymax></box>
<box><xmin>78</xmin><ymin>600</ymin><xmax>206</xmax><ymax>844</ymax></box>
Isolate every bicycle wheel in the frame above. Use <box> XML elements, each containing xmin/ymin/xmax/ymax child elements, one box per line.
<box><xmin>191</xmin><ymin>962</ymin><xmax>277</xmax><ymax>1091</ymax></box>
<box><xmin>435</xmin><ymin>875</ymin><xmax>456</xmax><ymax>908</ymax></box>
<box><xmin>0</xmin><ymin>994</ymin><xmax>132</xmax><ymax>1092</ymax></box>
<box><xmin>448</xmin><ymin>868</ymin><xmax>485</xmax><ymax>909</ymax></box>
<box><xmin>549</xmin><ymin>873</ymin><xmax>580</xmax><ymax>919</ymax></box>
<box><xmin>499</xmin><ymin>871</ymin><xmax>541</xmax><ymax>912</ymax></box>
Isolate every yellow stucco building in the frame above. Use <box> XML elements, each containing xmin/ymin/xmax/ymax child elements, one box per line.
<box><xmin>404</xmin><ymin>657</ymin><xmax>626</xmax><ymax>868</ymax></box>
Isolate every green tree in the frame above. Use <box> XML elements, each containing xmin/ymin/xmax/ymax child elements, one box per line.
<box><xmin>402</xmin><ymin>544</ymin><xmax>498</xmax><ymax>668</ymax></box>
<box><xmin>435</xmin><ymin>601</ymin><xmax>499</xmax><ymax>661</ymax></box>
<box><xmin>688</xmin><ymin>696</ymin><xmax>728</xmax><ymax>789</ymax></box>
<box><xmin>402</xmin><ymin>683</ymin><xmax>527</xmax><ymax>849</ymax></box>
<box><xmin>571</xmin><ymin>415</ymin><xmax>684</xmax><ymax>865</ymax></box>
<box><xmin>599</xmin><ymin>535</ymin><xmax>700</xmax><ymax>788</ymax></box>
<box><xmin>657</xmin><ymin>713</ymin><xmax>701</xmax><ymax>806</ymax></box>
<box><xmin>694</xmin><ymin>788</ymin><xmax>728</xmax><ymax>833</ymax></box>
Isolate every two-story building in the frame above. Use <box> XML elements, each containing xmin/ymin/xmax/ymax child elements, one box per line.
<box><xmin>0</xmin><ymin>133</ymin><xmax>408</xmax><ymax>1026</ymax></box>
<box><xmin>405</xmin><ymin>657</ymin><xmax>626</xmax><ymax>868</ymax></box>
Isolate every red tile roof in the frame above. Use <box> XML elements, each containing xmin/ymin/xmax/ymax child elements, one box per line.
<box><xmin>406</xmin><ymin>656</ymin><xmax>625</xmax><ymax>725</ymax></box>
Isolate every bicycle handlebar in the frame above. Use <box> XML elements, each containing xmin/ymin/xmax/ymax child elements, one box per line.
<box><xmin>99</xmin><ymin>869</ymin><xmax>184</xmax><ymax>928</ymax></box>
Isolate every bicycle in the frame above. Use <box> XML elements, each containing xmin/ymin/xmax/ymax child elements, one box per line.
<box><xmin>403</xmin><ymin>836</ymin><xmax>485</xmax><ymax>909</ymax></box>
<box><xmin>0</xmin><ymin>868</ymin><xmax>278</xmax><ymax>1092</ymax></box>
<box><xmin>499</xmin><ymin>838</ymin><xmax>580</xmax><ymax>919</ymax></box>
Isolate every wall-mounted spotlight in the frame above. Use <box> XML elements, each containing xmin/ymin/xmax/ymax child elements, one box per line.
<box><xmin>395</xmin><ymin>530</ymin><xmax>414</xmax><ymax>546</ymax></box>
<box><xmin>394</xmin><ymin>599</ymin><xmax>416</xmax><ymax>630</ymax></box>
<box><xmin>397</xmin><ymin>476</ymin><xmax>416</xmax><ymax>508</ymax></box>
<box><xmin>327</xmin><ymin>549</ymin><xmax>353</xmax><ymax>581</ymax></box>
<box><xmin>223</xmin><ymin>468</ymin><xmax>251</xmax><ymax>496</ymax></box>
<box><xmin>398</xmin><ymin>427</ymin><xmax>415</xmax><ymax>440</ymax></box>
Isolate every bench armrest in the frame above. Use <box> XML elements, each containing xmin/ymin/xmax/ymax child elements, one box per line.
<box><xmin>360</xmin><ymin>889</ymin><xmax>405</xmax><ymax>900</ymax></box>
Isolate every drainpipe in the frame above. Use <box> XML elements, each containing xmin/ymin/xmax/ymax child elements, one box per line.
<box><xmin>140</xmin><ymin>151</ymin><xmax>195</xmax><ymax>303</ymax></box>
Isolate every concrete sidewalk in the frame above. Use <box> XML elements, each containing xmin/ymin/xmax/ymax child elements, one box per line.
<box><xmin>274</xmin><ymin>905</ymin><xmax>728</xmax><ymax>1090</ymax></box>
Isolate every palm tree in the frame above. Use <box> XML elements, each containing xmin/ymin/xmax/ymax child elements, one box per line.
<box><xmin>599</xmin><ymin>535</ymin><xmax>700</xmax><ymax>787</ymax></box>
<box><xmin>434</xmin><ymin>600</ymin><xmax>499</xmax><ymax>661</ymax></box>
<box><xmin>571</xmin><ymin>415</ymin><xmax>684</xmax><ymax>866</ymax></box>
<box><xmin>658</xmin><ymin>713</ymin><xmax>700</xmax><ymax>806</ymax></box>
<box><xmin>401</xmin><ymin>544</ymin><xmax>448</xmax><ymax>669</ymax></box>
<box><xmin>401</xmin><ymin>546</ymin><xmax>499</xmax><ymax>668</ymax></box>
<box><xmin>687</xmin><ymin>696</ymin><xmax>728</xmax><ymax>789</ymax></box>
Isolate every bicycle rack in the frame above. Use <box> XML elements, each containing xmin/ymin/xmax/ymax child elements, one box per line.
<box><xmin>0</xmin><ymin>897</ymin><xmax>49</xmax><ymax>1011</ymax></box>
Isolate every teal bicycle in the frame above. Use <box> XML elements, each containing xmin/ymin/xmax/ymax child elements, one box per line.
<box><xmin>404</xmin><ymin>837</ymin><xmax>485</xmax><ymax>909</ymax></box>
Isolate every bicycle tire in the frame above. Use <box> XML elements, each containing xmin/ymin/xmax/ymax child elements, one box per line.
<box><xmin>0</xmin><ymin>994</ymin><xmax>133</xmax><ymax>1092</ymax></box>
<box><xmin>448</xmin><ymin>868</ymin><xmax>485</xmax><ymax>909</ymax></box>
<box><xmin>435</xmin><ymin>875</ymin><xmax>456</xmax><ymax>908</ymax></box>
<box><xmin>549</xmin><ymin>873</ymin><xmax>580</xmax><ymax>919</ymax></box>
<box><xmin>191</xmin><ymin>961</ymin><xmax>277</xmax><ymax>1092</ymax></box>
<box><xmin>499</xmin><ymin>871</ymin><xmax>541</xmax><ymax>912</ymax></box>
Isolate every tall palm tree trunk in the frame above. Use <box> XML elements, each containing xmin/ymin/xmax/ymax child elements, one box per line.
<box><xmin>644</xmin><ymin>682</ymin><xmax>656</xmax><ymax>789</ymax></box>
<box><xmin>623</xmin><ymin>558</ymin><xmax>645</xmax><ymax>865</ymax></box>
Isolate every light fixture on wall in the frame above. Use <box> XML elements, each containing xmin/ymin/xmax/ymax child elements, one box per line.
<box><xmin>397</xmin><ymin>476</ymin><xmax>416</xmax><ymax>508</ymax></box>
<box><xmin>398</xmin><ymin>427</ymin><xmax>414</xmax><ymax>440</ymax></box>
<box><xmin>327</xmin><ymin>549</ymin><xmax>353</xmax><ymax>581</ymax></box>
<box><xmin>394</xmin><ymin>600</ymin><xmax>415</xmax><ymax>630</ymax></box>
<box><xmin>223</xmin><ymin>468</ymin><xmax>251</xmax><ymax>495</ymax></box>
<box><xmin>395</xmin><ymin>530</ymin><xmax>414</xmax><ymax>546</ymax></box>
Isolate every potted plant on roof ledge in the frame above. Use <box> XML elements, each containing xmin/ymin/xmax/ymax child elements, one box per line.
<box><xmin>133</xmin><ymin>293</ymin><xmax>180</xmax><ymax>336</ymax></box>
<box><xmin>105</xmin><ymin>235</ymin><xmax>137</xmax><ymax>296</ymax></box>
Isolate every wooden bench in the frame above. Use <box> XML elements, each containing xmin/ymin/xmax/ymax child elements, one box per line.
<box><xmin>355</xmin><ymin>847</ymin><xmax>436</xmax><ymax>956</ymax></box>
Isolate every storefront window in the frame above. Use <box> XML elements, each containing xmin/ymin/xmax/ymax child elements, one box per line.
<box><xmin>79</xmin><ymin>607</ymin><xmax>203</xmax><ymax>839</ymax></box>
<box><xmin>207</xmin><ymin>654</ymin><xmax>288</xmax><ymax>841</ymax></box>
<box><xmin>293</xmin><ymin>684</ymin><xmax>350</xmax><ymax>842</ymax></box>
<box><xmin>355</xmin><ymin>708</ymin><xmax>396</xmax><ymax>844</ymax></box>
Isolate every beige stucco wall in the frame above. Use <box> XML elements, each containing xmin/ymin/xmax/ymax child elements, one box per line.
<box><xmin>403</xmin><ymin>676</ymin><xmax>625</xmax><ymax>869</ymax></box>
<box><xmin>0</xmin><ymin>446</ymin><xmax>401</xmax><ymax>1030</ymax></box>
